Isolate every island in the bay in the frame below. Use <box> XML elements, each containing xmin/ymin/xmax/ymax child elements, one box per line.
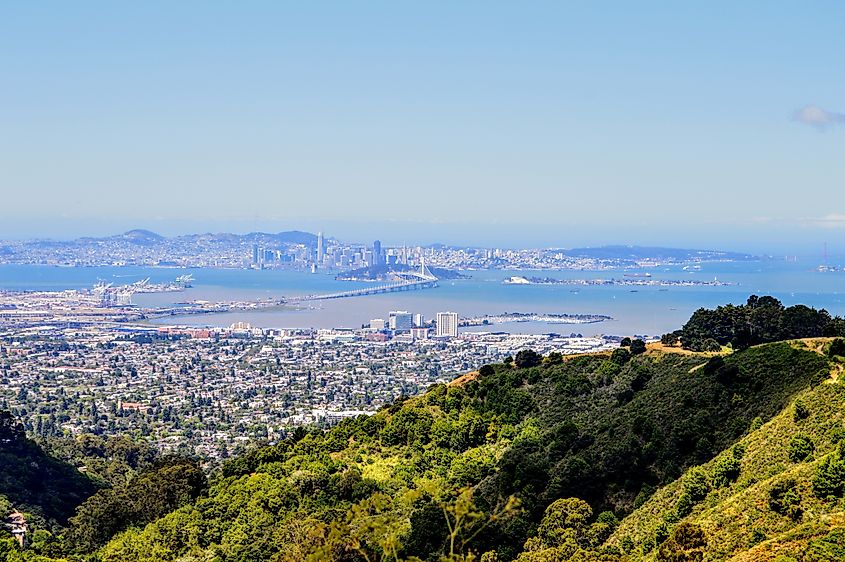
<box><xmin>503</xmin><ymin>275</ymin><xmax>732</xmax><ymax>287</ymax></box>
<box><xmin>461</xmin><ymin>311</ymin><xmax>612</xmax><ymax>326</ymax></box>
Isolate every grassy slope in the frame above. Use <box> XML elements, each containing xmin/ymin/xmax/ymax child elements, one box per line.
<box><xmin>91</xmin><ymin>341</ymin><xmax>836</xmax><ymax>561</ymax></box>
<box><xmin>607</xmin><ymin>340</ymin><xmax>845</xmax><ymax>561</ymax></box>
<box><xmin>490</xmin><ymin>342</ymin><xmax>830</xmax><ymax>514</ymax></box>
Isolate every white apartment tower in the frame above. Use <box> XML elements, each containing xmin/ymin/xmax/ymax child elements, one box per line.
<box><xmin>389</xmin><ymin>311</ymin><xmax>413</xmax><ymax>331</ymax></box>
<box><xmin>435</xmin><ymin>311</ymin><xmax>459</xmax><ymax>338</ymax></box>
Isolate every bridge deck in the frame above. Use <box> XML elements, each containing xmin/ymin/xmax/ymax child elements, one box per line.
<box><xmin>290</xmin><ymin>279</ymin><xmax>438</xmax><ymax>301</ymax></box>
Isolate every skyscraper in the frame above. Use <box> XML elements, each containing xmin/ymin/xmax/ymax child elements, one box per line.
<box><xmin>317</xmin><ymin>231</ymin><xmax>324</xmax><ymax>264</ymax></box>
<box><xmin>373</xmin><ymin>240</ymin><xmax>382</xmax><ymax>266</ymax></box>
<box><xmin>389</xmin><ymin>311</ymin><xmax>413</xmax><ymax>331</ymax></box>
<box><xmin>435</xmin><ymin>312</ymin><xmax>459</xmax><ymax>338</ymax></box>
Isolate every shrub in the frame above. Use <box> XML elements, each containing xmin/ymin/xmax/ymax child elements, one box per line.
<box><xmin>654</xmin><ymin>521</ymin><xmax>669</xmax><ymax>545</ymax></box>
<box><xmin>788</xmin><ymin>434</ymin><xmax>815</xmax><ymax>463</ymax></box>
<box><xmin>546</xmin><ymin>351</ymin><xmax>563</xmax><ymax>365</ymax></box>
<box><xmin>620</xmin><ymin>536</ymin><xmax>634</xmax><ymax>554</ymax></box>
<box><xmin>675</xmin><ymin>493</ymin><xmax>694</xmax><ymax>518</ymax></box>
<box><xmin>634</xmin><ymin>485</ymin><xmax>654</xmax><ymax>509</ymax></box>
<box><xmin>596</xmin><ymin>510</ymin><xmax>619</xmax><ymax>529</ymax></box>
<box><xmin>682</xmin><ymin>467</ymin><xmax>710</xmax><ymax>502</ymax></box>
<box><xmin>769</xmin><ymin>479</ymin><xmax>803</xmax><ymax>520</ymax></box>
<box><xmin>515</xmin><ymin>349</ymin><xmax>542</xmax><ymax>369</ymax></box>
<box><xmin>813</xmin><ymin>452</ymin><xmax>845</xmax><ymax>499</ymax></box>
<box><xmin>450</xmin><ymin>447</ymin><xmax>496</xmax><ymax>486</ymax></box>
<box><xmin>702</xmin><ymin>338</ymin><xmax>722</xmax><ymax>352</ymax></box>
<box><xmin>828</xmin><ymin>338</ymin><xmax>845</xmax><ymax>358</ymax></box>
<box><xmin>661</xmin><ymin>332</ymin><xmax>680</xmax><ymax>346</ymax></box>
<box><xmin>616</xmin><ymin>388</ymin><xmax>634</xmax><ymax>404</ymax></box>
<box><xmin>657</xmin><ymin>522</ymin><xmax>706</xmax><ymax>562</ymax></box>
<box><xmin>702</xmin><ymin>356</ymin><xmax>725</xmax><ymax>375</ymax></box>
<box><xmin>676</xmin><ymin>466</ymin><xmax>709</xmax><ymax>517</ymax></box>
<box><xmin>831</xmin><ymin>423</ymin><xmax>845</xmax><ymax>444</ymax></box>
<box><xmin>479</xmin><ymin>364</ymin><xmax>496</xmax><ymax>377</ymax></box>
<box><xmin>641</xmin><ymin>535</ymin><xmax>656</xmax><ymax>553</ymax></box>
<box><xmin>596</xmin><ymin>360</ymin><xmax>621</xmax><ymax>383</ymax></box>
<box><xmin>630</xmin><ymin>368</ymin><xmax>652</xmax><ymax>392</ymax></box>
<box><xmin>793</xmin><ymin>399</ymin><xmax>810</xmax><ymax>421</ymax></box>
<box><xmin>712</xmin><ymin>447</ymin><xmax>743</xmax><ymax>487</ymax></box>
<box><xmin>803</xmin><ymin>528</ymin><xmax>845</xmax><ymax>561</ymax></box>
<box><xmin>751</xmin><ymin>528</ymin><xmax>767</xmax><ymax>545</ymax></box>
<box><xmin>610</xmin><ymin>347</ymin><xmax>631</xmax><ymax>366</ymax></box>
<box><xmin>630</xmin><ymin>339</ymin><xmax>647</xmax><ymax>355</ymax></box>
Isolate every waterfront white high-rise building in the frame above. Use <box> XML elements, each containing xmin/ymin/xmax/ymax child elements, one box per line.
<box><xmin>413</xmin><ymin>313</ymin><xmax>424</xmax><ymax>327</ymax></box>
<box><xmin>435</xmin><ymin>311</ymin><xmax>459</xmax><ymax>338</ymax></box>
<box><xmin>389</xmin><ymin>311</ymin><xmax>413</xmax><ymax>331</ymax></box>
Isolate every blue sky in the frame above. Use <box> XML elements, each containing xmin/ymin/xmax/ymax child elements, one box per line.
<box><xmin>1</xmin><ymin>1</ymin><xmax>844</xmax><ymax>253</ymax></box>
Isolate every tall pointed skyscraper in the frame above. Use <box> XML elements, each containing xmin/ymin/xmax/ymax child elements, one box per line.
<box><xmin>373</xmin><ymin>240</ymin><xmax>382</xmax><ymax>266</ymax></box>
<box><xmin>317</xmin><ymin>231</ymin><xmax>324</xmax><ymax>264</ymax></box>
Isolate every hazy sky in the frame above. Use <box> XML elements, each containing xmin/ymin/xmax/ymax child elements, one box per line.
<box><xmin>1</xmin><ymin>1</ymin><xmax>844</xmax><ymax>252</ymax></box>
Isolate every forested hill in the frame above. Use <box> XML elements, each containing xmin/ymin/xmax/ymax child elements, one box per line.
<box><xmin>78</xmin><ymin>340</ymin><xmax>840</xmax><ymax>561</ymax></box>
<box><xmin>0</xmin><ymin>411</ymin><xmax>101</xmax><ymax>528</ymax></box>
<box><xmin>608</xmin><ymin>339</ymin><xmax>845</xmax><ymax>560</ymax></box>
<box><xmin>2</xmin><ymin>297</ymin><xmax>845</xmax><ymax>561</ymax></box>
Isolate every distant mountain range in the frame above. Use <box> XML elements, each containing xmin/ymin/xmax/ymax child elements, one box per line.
<box><xmin>5</xmin><ymin>231</ymin><xmax>757</xmax><ymax>260</ymax></box>
<box><xmin>30</xmin><ymin>229</ymin><xmax>320</xmax><ymax>248</ymax></box>
<box><xmin>562</xmin><ymin>245</ymin><xmax>757</xmax><ymax>261</ymax></box>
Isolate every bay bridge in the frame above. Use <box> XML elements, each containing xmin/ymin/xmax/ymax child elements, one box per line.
<box><xmin>289</xmin><ymin>261</ymin><xmax>439</xmax><ymax>302</ymax></box>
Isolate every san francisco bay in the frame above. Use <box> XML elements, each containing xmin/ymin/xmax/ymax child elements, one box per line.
<box><xmin>1</xmin><ymin>261</ymin><xmax>842</xmax><ymax>336</ymax></box>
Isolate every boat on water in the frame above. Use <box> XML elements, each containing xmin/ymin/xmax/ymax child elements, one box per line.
<box><xmin>175</xmin><ymin>274</ymin><xmax>194</xmax><ymax>288</ymax></box>
<box><xmin>502</xmin><ymin>276</ymin><xmax>531</xmax><ymax>285</ymax></box>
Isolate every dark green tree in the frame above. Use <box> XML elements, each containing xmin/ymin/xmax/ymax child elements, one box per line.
<box><xmin>66</xmin><ymin>459</ymin><xmax>207</xmax><ymax>551</ymax></box>
<box><xmin>629</xmin><ymin>339</ymin><xmax>647</xmax><ymax>355</ymax></box>
<box><xmin>515</xmin><ymin>349</ymin><xmax>542</xmax><ymax>369</ymax></box>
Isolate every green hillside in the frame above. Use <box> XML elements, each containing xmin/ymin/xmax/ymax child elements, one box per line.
<box><xmin>607</xmin><ymin>339</ymin><xmax>845</xmax><ymax>561</ymax></box>
<box><xmin>0</xmin><ymin>412</ymin><xmax>102</xmax><ymax>529</ymax></box>
<box><xmin>66</xmin><ymin>343</ymin><xmax>837</xmax><ymax>560</ymax></box>
<box><xmin>2</xmin><ymin>298</ymin><xmax>845</xmax><ymax>561</ymax></box>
